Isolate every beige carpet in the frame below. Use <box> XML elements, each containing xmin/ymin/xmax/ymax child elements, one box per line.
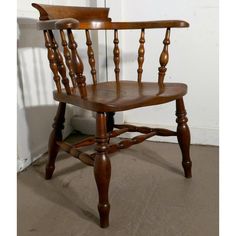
<box><xmin>17</xmin><ymin>141</ymin><xmax>218</xmax><ymax>236</ymax></box>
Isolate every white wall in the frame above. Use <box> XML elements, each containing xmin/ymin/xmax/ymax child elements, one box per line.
<box><xmin>17</xmin><ymin>0</ymin><xmax>105</xmax><ymax>171</ymax></box>
<box><xmin>17</xmin><ymin>0</ymin><xmax>218</xmax><ymax>172</ymax></box>
<box><xmin>17</xmin><ymin>0</ymin><xmax>73</xmax><ymax>171</ymax></box>
<box><xmin>119</xmin><ymin>0</ymin><xmax>219</xmax><ymax>145</ymax></box>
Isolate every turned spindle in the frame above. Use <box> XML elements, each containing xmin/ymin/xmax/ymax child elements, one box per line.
<box><xmin>85</xmin><ymin>30</ymin><xmax>97</xmax><ymax>84</ymax></box>
<box><xmin>67</xmin><ymin>29</ymin><xmax>87</xmax><ymax>98</ymax></box>
<box><xmin>49</xmin><ymin>31</ymin><xmax>71</xmax><ymax>95</ymax></box>
<box><xmin>137</xmin><ymin>29</ymin><xmax>145</xmax><ymax>82</ymax></box>
<box><xmin>158</xmin><ymin>28</ymin><xmax>171</xmax><ymax>87</ymax></box>
<box><xmin>60</xmin><ymin>30</ymin><xmax>77</xmax><ymax>88</ymax></box>
<box><xmin>113</xmin><ymin>29</ymin><xmax>120</xmax><ymax>82</ymax></box>
<box><xmin>44</xmin><ymin>30</ymin><xmax>62</xmax><ymax>93</ymax></box>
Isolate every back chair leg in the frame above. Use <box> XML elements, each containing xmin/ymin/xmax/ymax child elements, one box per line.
<box><xmin>175</xmin><ymin>98</ymin><xmax>192</xmax><ymax>178</ymax></box>
<box><xmin>94</xmin><ymin>112</ymin><xmax>111</xmax><ymax>228</ymax></box>
<box><xmin>46</xmin><ymin>102</ymin><xmax>66</xmax><ymax>180</ymax></box>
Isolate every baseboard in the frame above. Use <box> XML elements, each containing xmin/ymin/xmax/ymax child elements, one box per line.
<box><xmin>119</xmin><ymin>122</ymin><xmax>219</xmax><ymax>146</ymax></box>
<box><xmin>17</xmin><ymin>126</ymin><xmax>73</xmax><ymax>172</ymax></box>
<box><xmin>17</xmin><ymin>153</ymin><xmax>46</xmax><ymax>172</ymax></box>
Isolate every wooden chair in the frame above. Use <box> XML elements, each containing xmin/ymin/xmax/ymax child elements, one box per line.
<box><xmin>32</xmin><ymin>3</ymin><xmax>192</xmax><ymax>228</ymax></box>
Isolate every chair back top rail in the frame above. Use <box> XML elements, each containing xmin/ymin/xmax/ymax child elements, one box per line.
<box><xmin>32</xmin><ymin>3</ymin><xmax>111</xmax><ymax>22</ymax></box>
<box><xmin>32</xmin><ymin>3</ymin><xmax>189</xmax><ymax>30</ymax></box>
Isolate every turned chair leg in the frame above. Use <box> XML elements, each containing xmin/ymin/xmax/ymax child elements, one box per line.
<box><xmin>45</xmin><ymin>102</ymin><xmax>66</xmax><ymax>180</ymax></box>
<box><xmin>94</xmin><ymin>112</ymin><xmax>111</xmax><ymax>228</ymax></box>
<box><xmin>175</xmin><ymin>98</ymin><xmax>192</xmax><ymax>178</ymax></box>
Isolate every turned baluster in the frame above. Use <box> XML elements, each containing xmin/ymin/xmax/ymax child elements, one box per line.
<box><xmin>44</xmin><ymin>30</ymin><xmax>61</xmax><ymax>93</ymax></box>
<box><xmin>94</xmin><ymin>112</ymin><xmax>111</xmax><ymax>228</ymax></box>
<box><xmin>85</xmin><ymin>30</ymin><xmax>97</xmax><ymax>84</ymax></box>
<box><xmin>67</xmin><ymin>29</ymin><xmax>87</xmax><ymax>98</ymax></box>
<box><xmin>137</xmin><ymin>29</ymin><xmax>145</xmax><ymax>82</ymax></box>
<box><xmin>49</xmin><ymin>31</ymin><xmax>71</xmax><ymax>95</ymax></box>
<box><xmin>60</xmin><ymin>30</ymin><xmax>77</xmax><ymax>89</ymax></box>
<box><xmin>113</xmin><ymin>29</ymin><xmax>120</xmax><ymax>82</ymax></box>
<box><xmin>158</xmin><ymin>28</ymin><xmax>171</xmax><ymax>87</ymax></box>
<box><xmin>176</xmin><ymin>98</ymin><xmax>192</xmax><ymax>178</ymax></box>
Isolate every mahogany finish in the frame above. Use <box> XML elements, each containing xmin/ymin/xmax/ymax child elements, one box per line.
<box><xmin>37</xmin><ymin>19</ymin><xmax>189</xmax><ymax>30</ymax></box>
<box><xmin>44</xmin><ymin>30</ymin><xmax>62</xmax><ymax>93</ymax></box>
<box><xmin>176</xmin><ymin>98</ymin><xmax>192</xmax><ymax>178</ymax></box>
<box><xmin>85</xmin><ymin>30</ymin><xmax>97</xmax><ymax>84</ymax></box>
<box><xmin>113</xmin><ymin>30</ymin><xmax>120</xmax><ymax>82</ymax></box>
<box><xmin>32</xmin><ymin>2</ymin><xmax>192</xmax><ymax>228</ymax></box>
<box><xmin>67</xmin><ymin>29</ymin><xmax>87</xmax><ymax>98</ymax></box>
<box><xmin>46</xmin><ymin>102</ymin><xmax>66</xmax><ymax>179</ymax></box>
<box><xmin>137</xmin><ymin>29</ymin><xmax>145</xmax><ymax>82</ymax></box>
<box><xmin>53</xmin><ymin>81</ymin><xmax>187</xmax><ymax>112</ymax></box>
<box><xmin>60</xmin><ymin>29</ymin><xmax>77</xmax><ymax>88</ymax></box>
<box><xmin>32</xmin><ymin>3</ymin><xmax>111</xmax><ymax>21</ymax></box>
<box><xmin>158</xmin><ymin>28</ymin><xmax>170</xmax><ymax>87</ymax></box>
<box><xmin>94</xmin><ymin>113</ymin><xmax>111</xmax><ymax>228</ymax></box>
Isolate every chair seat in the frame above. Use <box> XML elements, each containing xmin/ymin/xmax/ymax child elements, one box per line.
<box><xmin>53</xmin><ymin>81</ymin><xmax>187</xmax><ymax>112</ymax></box>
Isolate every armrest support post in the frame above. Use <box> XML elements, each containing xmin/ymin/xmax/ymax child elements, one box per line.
<box><xmin>158</xmin><ymin>28</ymin><xmax>171</xmax><ymax>87</ymax></box>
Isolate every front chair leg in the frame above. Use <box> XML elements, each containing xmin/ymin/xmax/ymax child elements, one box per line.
<box><xmin>175</xmin><ymin>98</ymin><xmax>192</xmax><ymax>178</ymax></box>
<box><xmin>45</xmin><ymin>102</ymin><xmax>66</xmax><ymax>180</ymax></box>
<box><xmin>94</xmin><ymin>112</ymin><xmax>111</xmax><ymax>228</ymax></box>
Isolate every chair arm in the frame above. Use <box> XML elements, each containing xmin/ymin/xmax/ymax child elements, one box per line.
<box><xmin>37</xmin><ymin>19</ymin><xmax>189</xmax><ymax>30</ymax></box>
<box><xmin>74</xmin><ymin>20</ymin><xmax>189</xmax><ymax>30</ymax></box>
<box><xmin>37</xmin><ymin>18</ymin><xmax>80</xmax><ymax>30</ymax></box>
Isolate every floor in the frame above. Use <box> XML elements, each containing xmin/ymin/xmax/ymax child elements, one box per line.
<box><xmin>17</xmin><ymin>141</ymin><xmax>218</xmax><ymax>236</ymax></box>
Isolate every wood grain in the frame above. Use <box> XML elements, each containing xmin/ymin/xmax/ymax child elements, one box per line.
<box><xmin>137</xmin><ymin>29</ymin><xmax>145</xmax><ymax>82</ymax></box>
<box><xmin>33</xmin><ymin>3</ymin><xmax>192</xmax><ymax>228</ymax></box>
<box><xmin>37</xmin><ymin>19</ymin><xmax>189</xmax><ymax>30</ymax></box>
<box><xmin>60</xmin><ymin>30</ymin><xmax>77</xmax><ymax>88</ymax></box>
<box><xmin>94</xmin><ymin>113</ymin><xmax>111</xmax><ymax>228</ymax></box>
<box><xmin>176</xmin><ymin>98</ymin><xmax>192</xmax><ymax>178</ymax></box>
<box><xmin>158</xmin><ymin>28</ymin><xmax>171</xmax><ymax>87</ymax></box>
<box><xmin>85</xmin><ymin>30</ymin><xmax>97</xmax><ymax>84</ymax></box>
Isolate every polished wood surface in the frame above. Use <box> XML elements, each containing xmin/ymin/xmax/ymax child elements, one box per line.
<box><xmin>94</xmin><ymin>113</ymin><xmax>111</xmax><ymax>228</ymax></box>
<box><xmin>53</xmin><ymin>81</ymin><xmax>187</xmax><ymax>112</ymax></box>
<box><xmin>158</xmin><ymin>28</ymin><xmax>171</xmax><ymax>87</ymax></box>
<box><xmin>85</xmin><ymin>30</ymin><xmax>97</xmax><ymax>84</ymax></box>
<box><xmin>49</xmin><ymin>30</ymin><xmax>72</xmax><ymax>95</ymax></box>
<box><xmin>44</xmin><ymin>30</ymin><xmax>62</xmax><ymax>93</ymax></box>
<box><xmin>32</xmin><ymin>2</ymin><xmax>192</xmax><ymax>228</ymax></box>
<box><xmin>137</xmin><ymin>29</ymin><xmax>145</xmax><ymax>82</ymax></box>
<box><xmin>176</xmin><ymin>98</ymin><xmax>192</xmax><ymax>178</ymax></box>
<box><xmin>60</xmin><ymin>29</ymin><xmax>77</xmax><ymax>88</ymax></box>
<box><xmin>113</xmin><ymin>30</ymin><xmax>120</xmax><ymax>82</ymax></box>
<box><xmin>67</xmin><ymin>29</ymin><xmax>87</xmax><ymax>98</ymax></box>
<box><xmin>32</xmin><ymin>3</ymin><xmax>111</xmax><ymax>21</ymax></box>
<box><xmin>46</xmin><ymin>102</ymin><xmax>66</xmax><ymax>179</ymax></box>
<box><xmin>37</xmin><ymin>19</ymin><xmax>189</xmax><ymax>30</ymax></box>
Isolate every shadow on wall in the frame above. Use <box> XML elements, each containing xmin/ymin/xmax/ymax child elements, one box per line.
<box><xmin>17</xmin><ymin>16</ymin><xmax>137</xmax><ymax>171</ymax></box>
<box><xmin>17</xmin><ymin>17</ymin><xmax>73</xmax><ymax>172</ymax></box>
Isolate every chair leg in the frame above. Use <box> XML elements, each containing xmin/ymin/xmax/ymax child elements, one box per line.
<box><xmin>45</xmin><ymin>102</ymin><xmax>66</xmax><ymax>180</ymax></box>
<box><xmin>175</xmin><ymin>98</ymin><xmax>192</xmax><ymax>178</ymax></box>
<box><xmin>94</xmin><ymin>112</ymin><xmax>111</xmax><ymax>228</ymax></box>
